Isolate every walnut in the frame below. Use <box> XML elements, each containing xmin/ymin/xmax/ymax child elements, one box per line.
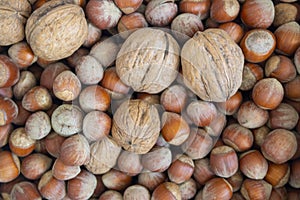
<box><xmin>112</xmin><ymin>99</ymin><xmax>160</xmax><ymax>154</ymax></box>
<box><xmin>25</xmin><ymin>0</ymin><xmax>88</xmax><ymax>61</ymax></box>
<box><xmin>116</xmin><ymin>28</ymin><xmax>180</xmax><ymax>94</ymax></box>
<box><xmin>181</xmin><ymin>29</ymin><xmax>244</xmax><ymax>102</ymax></box>
<box><xmin>0</xmin><ymin>0</ymin><xmax>31</xmax><ymax>45</ymax></box>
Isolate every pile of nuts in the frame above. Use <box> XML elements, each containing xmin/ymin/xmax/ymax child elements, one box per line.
<box><xmin>0</xmin><ymin>0</ymin><xmax>300</xmax><ymax>199</ymax></box>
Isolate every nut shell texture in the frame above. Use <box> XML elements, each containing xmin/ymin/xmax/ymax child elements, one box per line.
<box><xmin>25</xmin><ymin>0</ymin><xmax>88</xmax><ymax>61</ymax></box>
<box><xmin>112</xmin><ymin>99</ymin><xmax>160</xmax><ymax>154</ymax></box>
<box><xmin>116</xmin><ymin>28</ymin><xmax>180</xmax><ymax>94</ymax></box>
<box><xmin>181</xmin><ymin>29</ymin><xmax>244</xmax><ymax>102</ymax></box>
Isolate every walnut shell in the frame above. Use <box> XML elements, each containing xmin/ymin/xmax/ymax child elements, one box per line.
<box><xmin>25</xmin><ymin>0</ymin><xmax>88</xmax><ymax>61</ymax></box>
<box><xmin>112</xmin><ymin>99</ymin><xmax>160</xmax><ymax>154</ymax></box>
<box><xmin>116</xmin><ymin>28</ymin><xmax>180</xmax><ymax>94</ymax></box>
<box><xmin>0</xmin><ymin>0</ymin><xmax>31</xmax><ymax>45</ymax></box>
<box><xmin>181</xmin><ymin>29</ymin><xmax>244</xmax><ymax>102</ymax></box>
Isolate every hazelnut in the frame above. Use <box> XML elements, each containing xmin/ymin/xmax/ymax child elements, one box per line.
<box><xmin>186</xmin><ymin>100</ymin><xmax>217</xmax><ymax>127</ymax></box>
<box><xmin>218</xmin><ymin>22</ymin><xmax>244</xmax><ymax>43</ymax></box>
<box><xmin>102</xmin><ymin>169</ymin><xmax>132</xmax><ymax>191</ymax></box>
<box><xmin>226</xmin><ymin>171</ymin><xmax>244</xmax><ymax>192</ymax></box>
<box><xmin>123</xmin><ymin>185</ymin><xmax>150</xmax><ymax>200</ymax></box>
<box><xmin>0</xmin><ymin>151</ymin><xmax>20</xmax><ymax>183</ymax></box>
<box><xmin>52</xmin><ymin>158</ymin><xmax>81</xmax><ymax>181</ymax></box>
<box><xmin>239</xmin><ymin>63</ymin><xmax>264</xmax><ymax>91</ymax></box>
<box><xmin>9</xmin><ymin>127</ymin><xmax>36</xmax><ymax>157</ymax></box>
<box><xmin>8</xmin><ymin>42</ymin><xmax>37</xmax><ymax>69</ymax></box>
<box><xmin>252</xmin><ymin>126</ymin><xmax>270</xmax><ymax>147</ymax></box>
<box><xmin>38</xmin><ymin>170</ymin><xmax>66</xmax><ymax>200</ymax></box>
<box><xmin>289</xmin><ymin>159</ymin><xmax>300</xmax><ymax>188</ymax></box>
<box><xmin>167</xmin><ymin>154</ymin><xmax>194</xmax><ymax>184</ymax></box>
<box><xmin>210</xmin><ymin>0</ymin><xmax>240</xmax><ymax>23</ymax></box>
<box><xmin>67</xmin><ymin>170</ymin><xmax>97</xmax><ymax>200</ymax></box>
<box><xmin>239</xmin><ymin>150</ymin><xmax>268</xmax><ymax>180</ymax></box>
<box><xmin>138</xmin><ymin>171</ymin><xmax>167</xmax><ymax>191</ymax></box>
<box><xmin>240</xmin><ymin>179</ymin><xmax>272</xmax><ymax>200</ymax></box>
<box><xmin>222</xmin><ymin>123</ymin><xmax>253</xmax><ymax>152</ymax></box>
<box><xmin>171</xmin><ymin>13</ymin><xmax>204</xmax><ymax>38</ymax></box>
<box><xmin>53</xmin><ymin>70</ymin><xmax>81</xmax><ymax>101</ymax></box>
<box><xmin>117</xmin><ymin>151</ymin><xmax>143</xmax><ymax>176</ymax></box>
<box><xmin>44</xmin><ymin>132</ymin><xmax>66</xmax><ymax>158</ymax></box>
<box><xmin>182</xmin><ymin>128</ymin><xmax>214</xmax><ymax>160</ymax></box>
<box><xmin>205</xmin><ymin>110</ymin><xmax>227</xmax><ymax>137</ymax></box>
<box><xmin>267</xmin><ymin>103</ymin><xmax>299</xmax><ymax>130</ymax></box>
<box><xmin>141</xmin><ymin>146</ymin><xmax>172</xmax><ymax>172</ymax></box>
<box><xmin>13</xmin><ymin>71</ymin><xmax>37</xmax><ymax>100</ymax></box>
<box><xmin>179</xmin><ymin>178</ymin><xmax>197</xmax><ymax>200</ymax></box>
<box><xmin>83</xmin><ymin>21</ymin><xmax>102</xmax><ymax>48</ymax></box>
<box><xmin>240</xmin><ymin>0</ymin><xmax>275</xmax><ymax>28</ymax></box>
<box><xmin>294</xmin><ymin>47</ymin><xmax>300</xmax><ymax>74</ymax></box>
<box><xmin>273</xmin><ymin>3</ymin><xmax>299</xmax><ymax>27</ymax></box>
<box><xmin>274</xmin><ymin>22</ymin><xmax>300</xmax><ymax>56</ymax></box>
<box><xmin>179</xmin><ymin>0</ymin><xmax>211</xmax><ymax>20</ymax></box>
<box><xmin>51</xmin><ymin>104</ymin><xmax>83</xmax><ymax>137</ymax></box>
<box><xmin>240</xmin><ymin>29</ymin><xmax>276</xmax><ymax>63</ymax></box>
<box><xmin>145</xmin><ymin>0</ymin><xmax>178</xmax><ymax>26</ymax></box>
<box><xmin>99</xmin><ymin>190</ymin><xmax>123</xmax><ymax>200</ymax></box>
<box><xmin>284</xmin><ymin>76</ymin><xmax>300</xmax><ymax>101</ymax></box>
<box><xmin>151</xmin><ymin>182</ymin><xmax>181</xmax><ymax>200</ymax></box>
<box><xmin>193</xmin><ymin>158</ymin><xmax>215</xmax><ymax>185</ymax></box>
<box><xmin>216</xmin><ymin>91</ymin><xmax>243</xmax><ymax>115</ymax></box>
<box><xmin>114</xmin><ymin>0</ymin><xmax>143</xmax><ymax>14</ymax></box>
<box><xmin>59</xmin><ymin>134</ymin><xmax>90</xmax><ymax>166</ymax></box>
<box><xmin>11</xmin><ymin>101</ymin><xmax>30</xmax><ymax>126</ymax></box>
<box><xmin>0</xmin><ymin>96</ymin><xmax>18</xmax><ymax>126</ymax></box>
<box><xmin>0</xmin><ymin>55</ymin><xmax>20</xmax><ymax>88</ymax></box>
<box><xmin>160</xmin><ymin>85</ymin><xmax>188</xmax><ymax>113</ymax></box>
<box><xmin>202</xmin><ymin>178</ymin><xmax>233</xmax><ymax>200</ymax></box>
<box><xmin>210</xmin><ymin>145</ymin><xmax>239</xmax><ymax>178</ymax></box>
<box><xmin>10</xmin><ymin>181</ymin><xmax>41</xmax><ymax>200</ymax></box>
<box><xmin>86</xmin><ymin>0</ymin><xmax>122</xmax><ymax>30</ymax></box>
<box><xmin>270</xmin><ymin>187</ymin><xmax>288</xmax><ymax>200</ymax></box>
<box><xmin>25</xmin><ymin>111</ymin><xmax>51</xmax><ymax>140</ymax></box>
<box><xmin>261</xmin><ymin>129</ymin><xmax>297</xmax><ymax>164</ymax></box>
<box><xmin>161</xmin><ymin>112</ymin><xmax>190</xmax><ymax>146</ymax></box>
<box><xmin>0</xmin><ymin>87</ymin><xmax>13</xmax><ymax>98</ymax></box>
<box><xmin>252</xmin><ymin>78</ymin><xmax>284</xmax><ymax>110</ymax></box>
<box><xmin>75</xmin><ymin>55</ymin><xmax>103</xmax><ymax>85</ymax></box>
<box><xmin>265</xmin><ymin>162</ymin><xmax>290</xmax><ymax>188</ymax></box>
<box><xmin>85</xmin><ymin>136</ymin><xmax>121</xmax><ymax>175</ymax></box>
<box><xmin>0</xmin><ymin>123</ymin><xmax>13</xmax><ymax>148</ymax></box>
<box><xmin>237</xmin><ymin>101</ymin><xmax>269</xmax><ymax>129</ymax></box>
<box><xmin>117</xmin><ymin>12</ymin><xmax>148</xmax><ymax>38</ymax></box>
<box><xmin>79</xmin><ymin>85</ymin><xmax>111</xmax><ymax>113</ymax></box>
<box><xmin>21</xmin><ymin>153</ymin><xmax>52</xmax><ymax>180</ymax></box>
<box><xmin>66</xmin><ymin>48</ymin><xmax>89</xmax><ymax>68</ymax></box>
<box><xmin>265</xmin><ymin>55</ymin><xmax>297</xmax><ymax>83</ymax></box>
<box><xmin>22</xmin><ymin>86</ymin><xmax>52</xmax><ymax>112</ymax></box>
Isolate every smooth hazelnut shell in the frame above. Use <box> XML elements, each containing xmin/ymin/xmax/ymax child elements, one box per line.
<box><xmin>202</xmin><ymin>178</ymin><xmax>233</xmax><ymax>200</ymax></box>
<box><xmin>9</xmin><ymin>127</ymin><xmax>36</xmax><ymax>157</ymax></box>
<box><xmin>114</xmin><ymin>0</ymin><xmax>143</xmax><ymax>14</ymax></box>
<box><xmin>0</xmin><ymin>123</ymin><xmax>13</xmax><ymax>148</ymax></box>
<box><xmin>99</xmin><ymin>190</ymin><xmax>123</xmax><ymax>200</ymax></box>
<box><xmin>265</xmin><ymin>162</ymin><xmax>290</xmax><ymax>188</ymax></box>
<box><xmin>0</xmin><ymin>151</ymin><xmax>20</xmax><ymax>183</ymax></box>
<box><xmin>52</xmin><ymin>158</ymin><xmax>81</xmax><ymax>181</ymax></box>
<box><xmin>167</xmin><ymin>154</ymin><xmax>194</xmax><ymax>184</ymax></box>
<box><xmin>210</xmin><ymin>0</ymin><xmax>240</xmax><ymax>23</ymax></box>
<box><xmin>160</xmin><ymin>84</ymin><xmax>188</xmax><ymax>113</ymax></box>
<box><xmin>10</xmin><ymin>181</ymin><xmax>41</xmax><ymax>200</ymax></box>
<box><xmin>219</xmin><ymin>22</ymin><xmax>244</xmax><ymax>43</ymax></box>
<box><xmin>151</xmin><ymin>182</ymin><xmax>181</xmax><ymax>200</ymax></box>
<box><xmin>0</xmin><ymin>96</ymin><xmax>18</xmax><ymax>126</ymax></box>
<box><xmin>240</xmin><ymin>63</ymin><xmax>264</xmax><ymax>91</ymax></box>
<box><xmin>179</xmin><ymin>0</ymin><xmax>211</xmax><ymax>20</ymax></box>
<box><xmin>289</xmin><ymin>159</ymin><xmax>300</xmax><ymax>188</ymax></box>
<box><xmin>0</xmin><ymin>55</ymin><xmax>20</xmax><ymax>88</ymax></box>
<box><xmin>240</xmin><ymin>179</ymin><xmax>272</xmax><ymax>200</ymax></box>
<box><xmin>141</xmin><ymin>146</ymin><xmax>172</xmax><ymax>172</ymax></box>
<box><xmin>240</xmin><ymin>0</ymin><xmax>275</xmax><ymax>29</ymax></box>
<box><xmin>210</xmin><ymin>145</ymin><xmax>239</xmax><ymax>178</ymax></box>
<box><xmin>44</xmin><ymin>132</ymin><xmax>66</xmax><ymax>158</ymax></box>
<box><xmin>161</xmin><ymin>112</ymin><xmax>190</xmax><ymax>146</ymax></box>
<box><xmin>261</xmin><ymin>129</ymin><xmax>297</xmax><ymax>164</ymax></box>
<box><xmin>117</xmin><ymin>151</ymin><xmax>143</xmax><ymax>176</ymax></box>
<box><xmin>273</xmin><ymin>3</ymin><xmax>299</xmax><ymax>27</ymax></box>
<box><xmin>284</xmin><ymin>76</ymin><xmax>300</xmax><ymax>101</ymax></box>
<box><xmin>186</xmin><ymin>101</ymin><xmax>217</xmax><ymax>127</ymax></box>
<box><xmin>252</xmin><ymin>78</ymin><xmax>284</xmax><ymax>110</ymax></box>
<box><xmin>8</xmin><ymin>42</ymin><xmax>37</xmax><ymax>68</ymax></box>
<box><xmin>22</xmin><ymin>86</ymin><xmax>52</xmax><ymax>112</ymax></box>
<box><xmin>102</xmin><ymin>169</ymin><xmax>132</xmax><ymax>191</ymax></box>
<box><xmin>123</xmin><ymin>185</ymin><xmax>150</xmax><ymax>200</ymax></box>
<box><xmin>193</xmin><ymin>158</ymin><xmax>215</xmax><ymax>185</ymax></box>
<box><xmin>138</xmin><ymin>171</ymin><xmax>167</xmax><ymax>191</ymax></box>
<box><xmin>227</xmin><ymin>171</ymin><xmax>244</xmax><ymax>192</ymax></box>
<box><xmin>239</xmin><ymin>150</ymin><xmax>268</xmax><ymax>180</ymax></box>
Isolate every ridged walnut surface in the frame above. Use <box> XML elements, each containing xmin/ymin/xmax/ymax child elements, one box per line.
<box><xmin>0</xmin><ymin>0</ymin><xmax>31</xmax><ymax>45</ymax></box>
<box><xmin>112</xmin><ymin>99</ymin><xmax>160</xmax><ymax>154</ymax></box>
<box><xmin>116</xmin><ymin>28</ymin><xmax>180</xmax><ymax>94</ymax></box>
<box><xmin>25</xmin><ymin>0</ymin><xmax>88</xmax><ymax>61</ymax></box>
<box><xmin>181</xmin><ymin>29</ymin><xmax>244</xmax><ymax>102</ymax></box>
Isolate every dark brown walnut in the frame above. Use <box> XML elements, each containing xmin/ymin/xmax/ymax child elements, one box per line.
<box><xmin>181</xmin><ymin>29</ymin><xmax>244</xmax><ymax>102</ymax></box>
<box><xmin>116</xmin><ymin>28</ymin><xmax>180</xmax><ymax>94</ymax></box>
<box><xmin>0</xmin><ymin>0</ymin><xmax>31</xmax><ymax>45</ymax></box>
<box><xmin>112</xmin><ymin>99</ymin><xmax>160</xmax><ymax>154</ymax></box>
<box><xmin>25</xmin><ymin>0</ymin><xmax>88</xmax><ymax>61</ymax></box>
